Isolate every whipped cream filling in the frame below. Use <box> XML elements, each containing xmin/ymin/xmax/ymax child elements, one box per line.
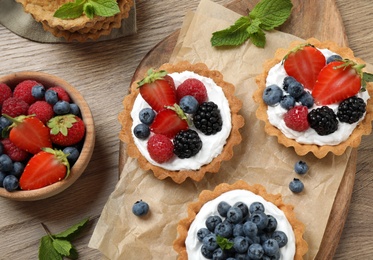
<box><xmin>185</xmin><ymin>190</ymin><xmax>296</xmax><ymax>260</ymax></box>
<box><xmin>266</xmin><ymin>49</ymin><xmax>370</xmax><ymax>146</ymax></box>
<box><xmin>131</xmin><ymin>71</ymin><xmax>232</xmax><ymax>171</ymax></box>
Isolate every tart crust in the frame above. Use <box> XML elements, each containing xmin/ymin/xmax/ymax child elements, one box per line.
<box><xmin>15</xmin><ymin>0</ymin><xmax>134</xmax><ymax>42</ymax></box>
<box><xmin>173</xmin><ymin>180</ymin><xmax>308</xmax><ymax>259</ymax></box>
<box><xmin>118</xmin><ymin>61</ymin><xmax>244</xmax><ymax>183</ymax></box>
<box><xmin>253</xmin><ymin>38</ymin><xmax>373</xmax><ymax>158</ymax></box>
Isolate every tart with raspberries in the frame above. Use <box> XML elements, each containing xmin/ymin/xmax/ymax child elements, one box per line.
<box><xmin>118</xmin><ymin>61</ymin><xmax>244</xmax><ymax>183</ymax></box>
<box><xmin>173</xmin><ymin>180</ymin><xmax>308</xmax><ymax>260</ymax></box>
<box><xmin>253</xmin><ymin>38</ymin><xmax>373</xmax><ymax>158</ymax></box>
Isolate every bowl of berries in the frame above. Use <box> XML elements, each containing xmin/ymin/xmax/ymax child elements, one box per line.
<box><xmin>0</xmin><ymin>71</ymin><xmax>95</xmax><ymax>201</ymax></box>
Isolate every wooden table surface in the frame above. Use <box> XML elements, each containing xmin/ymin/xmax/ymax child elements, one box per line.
<box><xmin>0</xmin><ymin>0</ymin><xmax>372</xmax><ymax>259</ymax></box>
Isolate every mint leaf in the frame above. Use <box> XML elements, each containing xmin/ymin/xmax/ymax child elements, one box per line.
<box><xmin>216</xmin><ymin>235</ymin><xmax>234</xmax><ymax>250</ymax></box>
<box><xmin>211</xmin><ymin>16</ymin><xmax>251</xmax><ymax>47</ymax></box>
<box><xmin>53</xmin><ymin>0</ymin><xmax>85</xmax><ymax>19</ymax></box>
<box><xmin>84</xmin><ymin>3</ymin><xmax>95</xmax><ymax>19</ymax></box>
<box><xmin>246</xmin><ymin>18</ymin><xmax>261</xmax><ymax>34</ymax></box>
<box><xmin>39</xmin><ymin>236</ymin><xmax>63</xmax><ymax>260</ymax></box>
<box><xmin>250</xmin><ymin>28</ymin><xmax>266</xmax><ymax>48</ymax></box>
<box><xmin>52</xmin><ymin>239</ymin><xmax>73</xmax><ymax>257</ymax></box>
<box><xmin>54</xmin><ymin>217</ymin><xmax>89</xmax><ymax>240</ymax></box>
<box><xmin>88</xmin><ymin>0</ymin><xmax>120</xmax><ymax>17</ymax></box>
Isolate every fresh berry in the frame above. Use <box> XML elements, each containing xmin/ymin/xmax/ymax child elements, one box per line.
<box><xmin>337</xmin><ymin>96</ymin><xmax>366</xmax><ymax>124</ymax></box>
<box><xmin>150</xmin><ymin>105</ymin><xmax>188</xmax><ymax>138</ymax></box>
<box><xmin>132</xmin><ymin>200</ymin><xmax>149</xmax><ymax>216</ymax></box>
<box><xmin>262</xmin><ymin>239</ymin><xmax>279</xmax><ymax>257</ymax></box>
<box><xmin>294</xmin><ymin>160</ymin><xmax>309</xmax><ymax>175</ymax></box>
<box><xmin>3</xmin><ymin>175</ymin><xmax>19</xmax><ymax>192</ymax></box>
<box><xmin>31</xmin><ymin>85</ymin><xmax>45</xmax><ymax>99</ymax></box>
<box><xmin>69</xmin><ymin>103</ymin><xmax>81</xmax><ymax>116</ymax></box>
<box><xmin>0</xmin><ymin>142</ymin><xmax>3</xmax><ymax>154</ymax></box>
<box><xmin>138</xmin><ymin>69</ymin><xmax>177</xmax><ymax>112</ymax></box>
<box><xmin>226</xmin><ymin>207</ymin><xmax>243</xmax><ymax>224</ymax></box>
<box><xmin>286</xmin><ymin>79</ymin><xmax>304</xmax><ymax>98</ymax></box>
<box><xmin>4</xmin><ymin>115</ymin><xmax>52</xmax><ymax>154</ymax></box>
<box><xmin>173</xmin><ymin>129</ymin><xmax>202</xmax><ymax>158</ymax></box>
<box><xmin>205</xmin><ymin>215</ymin><xmax>222</xmax><ymax>232</ymax></box>
<box><xmin>282</xmin><ymin>76</ymin><xmax>296</xmax><ymax>91</ymax></box>
<box><xmin>1</xmin><ymin>138</ymin><xmax>30</xmax><ymax>162</ymax></box>
<box><xmin>249</xmin><ymin>202</ymin><xmax>265</xmax><ymax>214</ymax></box>
<box><xmin>62</xmin><ymin>146</ymin><xmax>80</xmax><ymax>166</ymax></box>
<box><xmin>247</xmin><ymin>243</ymin><xmax>264</xmax><ymax>259</ymax></box>
<box><xmin>48</xmin><ymin>114</ymin><xmax>86</xmax><ymax>146</ymax></box>
<box><xmin>133</xmin><ymin>123</ymin><xmax>150</xmax><ymax>139</ymax></box>
<box><xmin>262</xmin><ymin>84</ymin><xmax>283</xmax><ymax>106</ymax></box>
<box><xmin>289</xmin><ymin>178</ymin><xmax>304</xmax><ymax>193</ymax></box>
<box><xmin>233</xmin><ymin>236</ymin><xmax>249</xmax><ymax>253</ymax></box>
<box><xmin>202</xmin><ymin>233</ymin><xmax>218</xmax><ymax>251</ymax></box>
<box><xmin>234</xmin><ymin>201</ymin><xmax>249</xmax><ymax>218</ymax></box>
<box><xmin>19</xmin><ymin>148</ymin><xmax>70</xmax><ymax>190</ymax></box>
<box><xmin>326</xmin><ymin>54</ymin><xmax>342</xmax><ymax>64</ymax></box>
<box><xmin>176</xmin><ymin>78</ymin><xmax>207</xmax><ymax>104</ymax></box>
<box><xmin>250</xmin><ymin>211</ymin><xmax>269</xmax><ymax>230</ymax></box>
<box><xmin>283</xmin><ymin>106</ymin><xmax>310</xmax><ymax>132</ymax></box>
<box><xmin>10</xmin><ymin>162</ymin><xmax>25</xmax><ymax>179</ymax></box>
<box><xmin>28</xmin><ymin>101</ymin><xmax>54</xmax><ymax>124</ymax></box>
<box><xmin>0</xmin><ymin>154</ymin><xmax>13</xmax><ymax>172</ymax></box>
<box><xmin>53</xmin><ymin>100</ymin><xmax>71</xmax><ymax>115</ymax></box>
<box><xmin>272</xmin><ymin>231</ymin><xmax>288</xmax><ymax>248</ymax></box>
<box><xmin>45</xmin><ymin>89</ymin><xmax>59</xmax><ymax>105</ymax></box>
<box><xmin>0</xmin><ymin>116</ymin><xmax>12</xmax><ymax>135</ymax></box>
<box><xmin>217</xmin><ymin>201</ymin><xmax>231</xmax><ymax>218</ymax></box>
<box><xmin>308</xmin><ymin>106</ymin><xmax>338</xmax><ymax>135</ymax></box>
<box><xmin>298</xmin><ymin>90</ymin><xmax>314</xmax><ymax>108</ymax></box>
<box><xmin>179</xmin><ymin>95</ymin><xmax>199</xmax><ymax>114</ymax></box>
<box><xmin>0</xmin><ymin>172</ymin><xmax>7</xmax><ymax>187</ymax></box>
<box><xmin>147</xmin><ymin>134</ymin><xmax>174</xmax><ymax>163</ymax></box>
<box><xmin>2</xmin><ymin>97</ymin><xmax>29</xmax><ymax>117</ymax></box>
<box><xmin>197</xmin><ymin>228</ymin><xmax>211</xmax><ymax>242</ymax></box>
<box><xmin>279</xmin><ymin>95</ymin><xmax>295</xmax><ymax>110</ymax></box>
<box><xmin>0</xmin><ymin>83</ymin><xmax>12</xmax><ymax>108</ymax></box>
<box><xmin>283</xmin><ymin>44</ymin><xmax>326</xmax><ymax>90</ymax></box>
<box><xmin>312</xmin><ymin>60</ymin><xmax>366</xmax><ymax>105</ymax></box>
<box><xmin>264</xmin><ymin>215</ymin><xmax>278</xmax><ymax>233</ymax></box>
<box><xmin>215</xmin><ymin>222</ymin><xmax>234</xmax><ymax>238</ymax></box>
<box><xmin>193</xmin><ymin>101</ymin><xmax>222</xmax><ymax>135</ymax></box>
<box><xmin>48</xmin><ymin>86</ymin><xmax>71</xmax><ymax>103</ymax></box>
<box><xmin>139</xmin><ymin>108</ymin><xmax>156</xmax><ymax>125</ymax></box>
<box><xmin>13</xmin><ymin>80</ymin><xmax>41</xmax><ymax>105</ymax></box>
<box><xmin>243</xmin><ymin>221</ymin><xmax>258</xmax><ymax>238</ymax></box>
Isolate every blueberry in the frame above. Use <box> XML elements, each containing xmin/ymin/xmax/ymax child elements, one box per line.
<box><xmin>212</xmin><ymin>247</ymin><xmax>227</xmax><ymax>260</ymax></box>
<box><xmin>202</xmin><ymin>233</ymin><xmax>218</xmax><ymax>251</ymax></box>
<box><xmin>3</xmin><ymin>175</ymin><xmax>19</xmax><ymax>191</ymax></box>
<box><xmin>0</xmin><ymin>142</ymin><xmax>3</xmax><ymax>155</ymax></box>
<box><xmin>243</xmin><ymin>220</ymin><xmax>258</xmax><ymax>238</ymax></box>
<box><xmin>179</xmin><ymin>95</ymin><xmax>199</xmax><ymax>114</ymax></box>
<box><xmin>197</xmin><ymin>228</ymin><xmax>211</xmax><ymax>242</ymax></box>
<box><xmin>0</xmin><ymin>171</ymin><xmax>7</xmax><ymax>187</ymax></box>
<box><xmin>282</xmin><ymin>76</ymin><xmax>297</xmax><ymax>91</ymax></box>
<box><xmin>262</xmin><ymin>85</ymin><xmax>283</xmax><ymax>106</ymax></box>
<box><xmin>280</xmin><ymin>95</ymin><xmax>295</xmax><ymax>110</ymax></box>
<box><xmin>233</xmin><ymin>223</ymin><xmax>244</xmax><ymax>237</ymax></box>
<box><xmin>63</xmin><ymin>147</ymin><xmax>80</xmax><ymax>166</ymax></box>
<box><xmin>0</xmin><ymin>116</ymin><xmax>12</xmax><ymax>135</ymax></box>
<box><xmin>249</xmin><ymin>202</ymin><xmax>265</xmax><ymax>214</ymax></box>
<box><xmin>139</xmin><ymin>108</ymin><xmax>156</xmax><ymax>125</ymax></box>
<box><xmin>217</xmin><ymin>201</ymin><xmax>231</xmax><ymax>218</ymax></box>
<box><xmin>0</xmin><ymin>154</ymin><xmax>13</xmax><ymax>172</ymax></box>
<box><xmin>294</xmin><ymin>160</ymin><xmax>309</xmax><ymax>175</ymax></box>
<box><xmin>298</xmin><ymin>91</ymin><xmax>314</xmax><ymax>108</ymax></box>
<box><xmin>201</xmin><ymin>244</ymin><xmax>214</xmax><ymax>259</ymax></box>
<box><xmin>10</xmin><ymin>162</ymin><xmax>25</xmax><ymax>179</ymax></box>
<box><xmin>45</xmin><ymin>89</ymin><xmax>59</xmax><ymax>105</ymax></box>
<box><xmin>233</xmin><ymin>236</ymin><xmax>249</xmax><ymax>253</ymax></box>
<box><xmin>287</xmin><ymin>80</ymin><xmax>304</xmax><ymax>98</ymax></box>
<box><xmin>235</xmin><ymin>253</ymin><xmax>247</xmax><ymax>260</ymax></box>
<box><xmin>226</xmin><ymin>206</ymin><xmax>243</xmax><ymax>224</ymax></box>
<box><xmin>31</xmin><ymin>85</ymin><xmax>45</xmax><ymax>99</ymax></box>
<box><xmin>263</xmin><ymin>215</ymin><xmax>278</xmax><ymax>233</ymax></box>
<box><xmin>69</xmin><ymin>103</ymin><xmax>81</xmax><ymax>116</ymax></box>
<box><xmin>327</xmin><ymin>54</ymin><xmax>342</xmax><ymax>64</ymax></box>
<box><xmin>214</xmin><ymin>222</ymin><xmax>233</xmax><ymax>238</ymax></box>
<box><xmin>247</xmin><ymin>243</ymin><xmax>264</xmax><ymax>259</ymax></box>
<box><xmin>262</xmin><ymin>238</ymin><xmax>280</xmax><ymax>256</ymax></box>
<box><xmin>289</xmin><ymin>178</ymin><xmax>304</xmax><ymax>193</ymax></box>
<box><xmin>133</xmin><ymin>124</ymin><xmax>150</xmax><ymax>139</ymax></box>
<box><xmin>205</xmin><ymin>215</ymin><xmax>222</xmax><ymax>232</ymax></box>
<box><xmin>272</xmin><ymin>230</ymin><xmax>288</xmax><ymax>248</ymax></box>
<box><xmin>53</xmin><ymin>101</ymin><xmax>71</xmax><ymax>115</ymax></box>
<box><xmin>250</xmin><ymin>211</ymin><xmax>269</xmax><ymax>230</ymax></box>
<box><xmin>233</xmin><ymin>201</ymin><xmax>249</xmax><ymax>218</ymax></box>
<box><xmin>259</xmin><ymin>232</ymin><xmax>273</xmax><ymax>244</ymax></box>
<box><xmin>132</xmin><ymin>200</ymin><xmax>149</xmax><ymax>216</ymax></box>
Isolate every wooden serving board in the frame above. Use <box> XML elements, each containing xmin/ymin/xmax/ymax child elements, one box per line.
<box><xmin>119</xmin><ymin>0</ymin><xmax>354</xmax><ymax>258</ymax></box>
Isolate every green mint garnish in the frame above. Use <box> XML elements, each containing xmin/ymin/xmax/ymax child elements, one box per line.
<box><xmin>211</xmin><ymin>0</ymin><xmax>293</xmax><ymax>48</ymax></box>
<box><xmin>54</xmin><ymin>0</ymin><xmax>120</xmax><ymax>20</ymax></box>
<box><xmin>216</xmin><ymin>235</ymin><xmax>234</xmax><ymax>250</ymax></box>
<box><xmin>38</xmin><ymin>218</ymin><xmax>90</xmax><ymax>260</ymax></box>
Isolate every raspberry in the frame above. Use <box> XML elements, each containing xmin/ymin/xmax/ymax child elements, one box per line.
<box><xmin>28</xmin><ymin>101</ymin><xmax>54</xmax><ymax>124</ymax></box>
<box><xmin>0</xmin><ymin>83</ymin><xmax>12</xmax><ymax>108</ymax></box>
<box><xmin>1</xmin><ymin>138</ymin><xmax>30</xmax><ymax>162</ymax></box>
<box><xmin>147</xmin><ymin>134</ymin><xmax>174</xmax><ymax>163</ymax></box>
<box><xmin>283</xmin><ymin>106</ymin><xmax>310</xmax><ymax>132</ymax></box>
<box><xmin>176</xmin><ymin>78</ymin><xmax>207</xmax><ymax>104</ymax></box>
<box><xmin>1</xmin><ymin>97</ymin><xmax>29</xmax><ymax>117</ymax></box>
<box><xmin>13</xmin><ymin>80</ymin><xmax>41</xmax><ymax>105</ymax></box>
<box><xmin>49</xmin><ymin>86</ymin><xmax>71</xmax><ymax>102</ymax></box>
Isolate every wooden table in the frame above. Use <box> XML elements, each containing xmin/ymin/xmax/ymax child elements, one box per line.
<box><xmin>0</xmin><ymin>0</ymin><xmax>372</xmax><ymax>259</ymax></box>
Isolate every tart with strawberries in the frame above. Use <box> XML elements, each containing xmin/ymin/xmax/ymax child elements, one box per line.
<box><xmin>253</xmin><ymin>38</ymin><xmax>373</xmax><ymax>158</ymax></box>
<box><xmin>118</xmin><ymin>61</ymin><xmax>244</xmax><ymax>183</ymax></box>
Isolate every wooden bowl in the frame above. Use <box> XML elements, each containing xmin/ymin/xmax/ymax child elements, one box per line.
<box><xmin>0</xmin><ymin>71</ymin><xmax>95</xmax><ymax>201</ymax></box>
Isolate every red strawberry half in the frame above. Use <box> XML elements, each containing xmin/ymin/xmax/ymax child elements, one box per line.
<box><xmin>138</xmin><ymin>69</ymin><xmax>177</xmax><ymax>112</ymax></box>
<box><xmin>19</xmin><ymin>148</ymin><xmax>70</xmax><ymax>190</ymax></box>
<box><xmin>284</xmin><ymin>44</ymin><xmax>326</xmax><ymax>90</ymax></box>
<box><xmin>47</xmin><ymin>114</ymin><xmax>86</xmax><ymax>146</ymax></box>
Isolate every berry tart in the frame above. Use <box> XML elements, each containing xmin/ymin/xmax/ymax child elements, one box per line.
<box><xmin>118</xmin><ymin>61</ymin><xmax>244</xmax><ymax>183</ymax></box>
<box><xmin>253</xmin><ymin>38</ymin><xmax>373</xmax><ymax>158</ymax></box>
<box><xmin>173</xmin><ymin>180</ymin><xmax>308</xmax><ymax>259</ymax></box>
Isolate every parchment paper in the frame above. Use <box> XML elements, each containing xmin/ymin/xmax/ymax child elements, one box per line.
<box><xmin>89</xmin><ymin>0</ymin><xmax>353</xmax><ymax>259</ymax></box>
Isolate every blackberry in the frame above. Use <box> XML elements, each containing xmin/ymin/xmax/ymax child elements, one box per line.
<box><xmin>193</xmin><ymin>101</ymin><xmax>223</xmax><ymax>135</ymax></box>
<box><xmin>308</xmin><ymin>106</ymin><xmax>338</xmax><ymax>135</ymax></box>
<box><xmin>173</xmin><ymin>129</ymin><xmax>202</xmax><ymax>158</ymax></box>
<box><xmin>337</xmin><ymin>96</ymin><xmax>366</xmax><ymax>124</ymax></box>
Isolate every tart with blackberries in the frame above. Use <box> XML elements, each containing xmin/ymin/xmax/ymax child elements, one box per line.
<box><xmin>173</xmin><ymin>180</ymin><xmax>308</xmax><ymax>259</ymax></box>
<box><xmin>253</xmin><ymin>38</ymin><xmax>373</xmax><ymax>158</ymax></box>
<box><xmin>118</xmin><ymin>61</ymin><xmax>244</xmax><ymax>183</ymax></box>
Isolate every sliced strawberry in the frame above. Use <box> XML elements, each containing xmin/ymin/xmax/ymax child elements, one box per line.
<box><xmin>312</xmin><ymin>60</ymin><xmax>364</xmax><ymax>105</ymax></box>
<box><xmin>138</xmin><ymin>69</ymin><xmax>176</xmax><ymax>112</ymax></box>
<box><xmin>19</xmin><ymin>148</ymin><xmax>70</xmax><ymax>190</ymax></box>
<box><xmin>3</xmin><ymin>115</ymin><xmax>52</xmax><ymax>154</ymax></box>
<box><xmin>150</xmin><ymin>105</ymin><xmax>188</xmax><ymax>138</ymax></box>
<box><xmin>284</xmin><ymin>44</ymin><xmax>326</xmax><ymax>90</ymax></box>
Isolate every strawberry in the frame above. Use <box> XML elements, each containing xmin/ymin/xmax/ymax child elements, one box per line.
<box><xmin>3</xmin><ymin>114</ymin><xmax>52</xmax><ymax>154</ymax></box>
<box><xmin>284</xmin><ymin>106</ymin><xmax>310</xmax><ymax>132</ymax></box>
<box><xmin>138</xmin><ymin>69</ymin><xmax>177</xmax><ymax>112</ymax></box>
<box><xmin>147</xmin><ymin>134</ymin><xmax>174</xmax><ymax>163</ymax></box>
<box><xmin>28</xmin><ymin>101</ymin><xmax>54</xmax><ymax>124</ymax></box>
<box><xmin>13</xmin><ymin>80</ymin><xmax>41</xmax><ymax>105</ymax></box>
<box><xmin>1</xmin><ymin>138</ymin><xmax>30</xmax><ymax>162</ymax></box>
<box><xmin>312</xmin><ymin>60</ymin><xmax>371</xmax><ymax>105</ymax></box>
<box><xmin>48</xmin><ymin>114</ymin><xmax>85</xmax><ymax>146</ymax></box>
<box><xmin>176</xmin><ymin>78</ymin><xmax>207</xmax><ymax>104</ymax></box>
<box><xmin>283</xmin><ymin>44</ymin><xmax>326</xmax><ymax>90</ymax></box>
<box><xmin>19</xmin><ymin>148</ymin><xmax>70</xmax><ymax>190</ymax></box>
<box><xmin>150</xmin><ymin>104</ymin><xmax>188</xmax><ymax>138</ymax></box>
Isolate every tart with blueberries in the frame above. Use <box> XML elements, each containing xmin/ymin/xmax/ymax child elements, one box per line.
<box><xmin>118</xmin><ymin>61</ymin><xmax>244</xmax><ymax>183</ymax></box>
<box><xmin>173</xmin><ymin>180</ymin><xmax>308</xmax><ymax>259</ymax></box>
<box><xmin>253</xmin><ymin>38</ymin><xmax>373</xmax><ymax>158</ymax></box>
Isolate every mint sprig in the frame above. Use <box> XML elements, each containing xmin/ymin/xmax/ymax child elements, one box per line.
<box><xmin>211</xmin><ymin>0</ymin><xmax>293</xmax><ymax>48</ymax></box>
<box><xmin>38</xmin><ymin>218</ymin><xmax>90</xmax><ymax>260</ymax></box>
<box><xmin>54</xmin><ymin>0</ymin><xmax>120</xmax><ymax>20</ymax></box>
<box><xmin>216</xmin><ymin>235</ymin><xmax>234</xmax><ymax>250</ymax></box>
